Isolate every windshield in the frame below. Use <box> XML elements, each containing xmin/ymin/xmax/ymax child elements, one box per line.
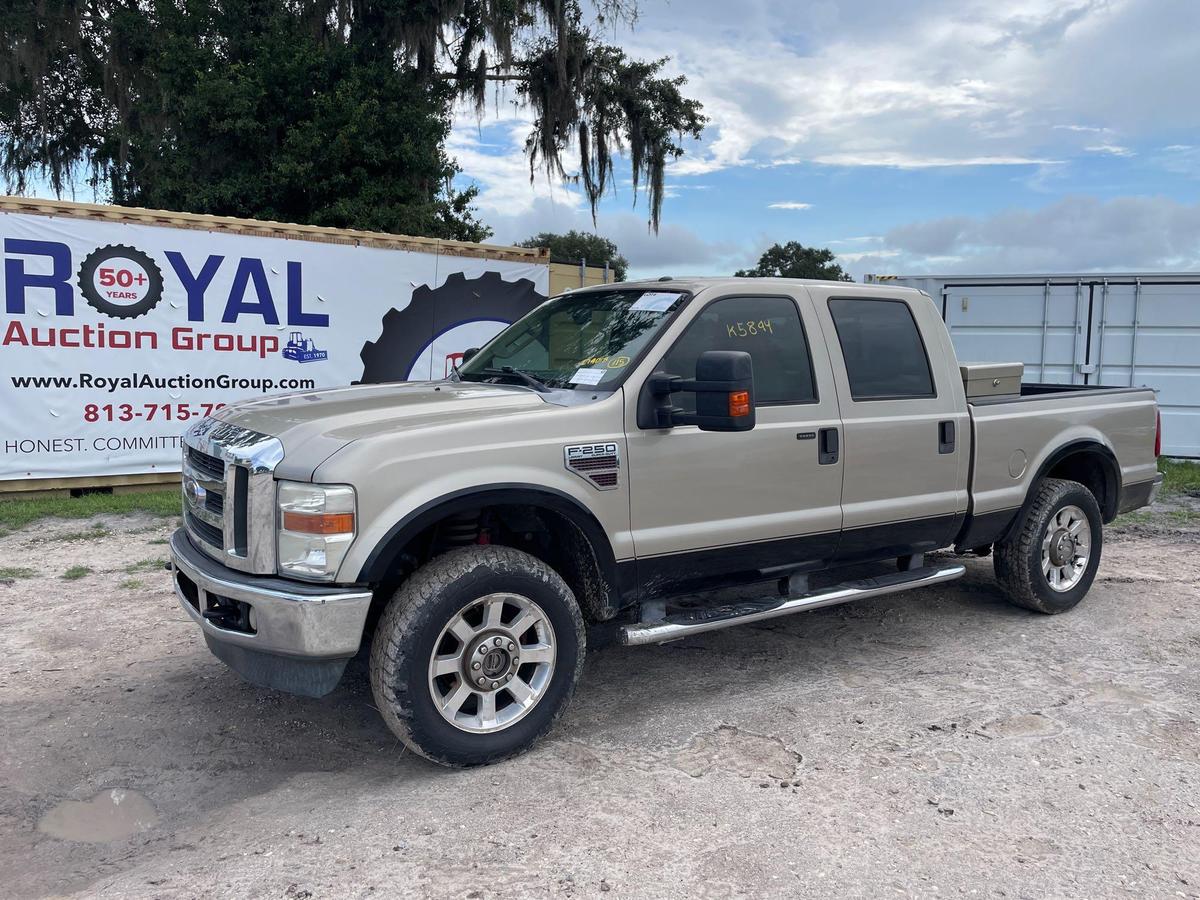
<box><xmin>456</xmin><ymin>288</ymin><xmax>688</xmax><ymax>390</ymax></box>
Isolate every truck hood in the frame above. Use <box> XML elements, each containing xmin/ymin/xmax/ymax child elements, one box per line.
<box><xmin>213</xmin><ymin>381</ymin><xmax>547</xmax><ymax>480</ymax></box>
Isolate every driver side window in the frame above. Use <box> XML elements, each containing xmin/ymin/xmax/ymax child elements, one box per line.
<box><xmin>657</xmin><ymin>296</ymin><xmax>817</xmax><ymax>413</ymax></box>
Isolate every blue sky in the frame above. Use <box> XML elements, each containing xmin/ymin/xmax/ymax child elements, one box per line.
<box><xmin>450</xmin><ymin>0</ymin><xmax>1200</xmax><ymax>279</ymax></box>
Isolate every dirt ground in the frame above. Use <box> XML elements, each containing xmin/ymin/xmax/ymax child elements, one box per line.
<box><xmin>1</xmin><ymin>498</ymin><xmax>1198</xmax><ymax>899</ymax></box>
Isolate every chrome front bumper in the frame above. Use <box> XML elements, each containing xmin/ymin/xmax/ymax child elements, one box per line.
<box><xmin>170</xmin><ymin>529</ymin><xmax>373</xmax><ymax>695</ymax></box>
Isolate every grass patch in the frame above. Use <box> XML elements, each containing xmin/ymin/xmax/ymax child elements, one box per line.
<box><xmin>1165</xmin><ymin>508</ymin><xmax>1200</xmax><ymax>525</ymax></box>
<box><xmin>124</xmin><ymin>557</ymin><xmax>168</xmax><ymax>575</ymax></box>
<box><xmin>0</xmin><ymin>490</ymin><xmax>179</xmax><ymax>534</ymax></box>
<box><xmin>119</xmin><ymin>577</ymin><xmax>145</xmax><ymax>590</ymax></box>
<box><xmin>147</xmin><ymin>537</ymin><xmax>169</xmax><ymax>545</ymax></box>
<box><xmin>1114</xmin><ymin>510</ymin><xmax>1154</xmax><ymax>526</ymax></box>
<box><xmin>61</xmin><ymin>565</ymin><xmax>92</xmax><ymax>580</ymax></box>
<box><xmin>0</xmin><ymin>566</ymin><xmax>36</xmax><ymax>580</ymax></box>
<box><xmin>1161</xmin><ymin>458</ymin><xmax>1200</xmax><ymax>496</ymax></box>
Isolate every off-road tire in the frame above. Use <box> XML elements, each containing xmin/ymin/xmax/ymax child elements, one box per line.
<box><xmin>369</xmin><ymin>546</ymin><xmax>585</xmax><ymax>767</ymax></box>
<box><xmin>358</xmin><ymin>271</ymin><xmax>543</xmax><ymax>383</ymax></box>
<box><xmin>994</xmin><ymin>477</ymin><xmax>1103</xmax><ymax>614</ymax></box>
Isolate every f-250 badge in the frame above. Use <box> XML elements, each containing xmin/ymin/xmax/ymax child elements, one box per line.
<box><xmin>563</xmin><ymin>443</ymin><xmax>620</xmax><ymax>491</ymax></box>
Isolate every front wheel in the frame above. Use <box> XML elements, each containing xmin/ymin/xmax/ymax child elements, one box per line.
<box><xmin>994</xmin><ymin>477</ymin><xmax>1104</xmax><ymax>614</ymax></box>
<box><xmin>369</xmin><ymin>546</ymin><xmax>585</xmax><ymax>767</ymax></box>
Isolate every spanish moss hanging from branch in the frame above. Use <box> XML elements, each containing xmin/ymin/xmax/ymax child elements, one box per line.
<box><xmin>0</xmin><ymin>0</ymin><xmax>705</xmax><ymax>235</ymax></box>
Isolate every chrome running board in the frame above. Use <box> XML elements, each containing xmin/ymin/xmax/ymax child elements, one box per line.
<box><xmin>619</xmin><ymin>563</ymin><xmax>966</xmax><ymax>646</ymax></box>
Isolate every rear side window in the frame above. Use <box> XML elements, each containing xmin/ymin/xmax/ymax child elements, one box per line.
<box><xmin>828</xmin><ymin>298</ymin><xmax>935</xmax><ymax>400</ymax></box>
<box><xmin>658</xmin><ymin>296</ymin><xmax>817</xmax><ymax>410</ymax></box>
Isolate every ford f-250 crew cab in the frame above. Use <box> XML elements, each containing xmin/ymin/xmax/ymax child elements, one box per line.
<box><xmin>170</xmin><ymin>277</ymin><xmax>1163</xmax><ymax>766</ymax></box>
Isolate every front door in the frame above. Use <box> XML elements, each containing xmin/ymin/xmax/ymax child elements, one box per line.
<box><xmin>624</xmin><ymin>292</ymin><xmax>844</xmax><ymax>597</ymax></box>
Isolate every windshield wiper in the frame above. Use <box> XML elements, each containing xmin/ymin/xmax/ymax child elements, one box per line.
<box><xmin>479</xmin><ymin>366</ymin><xmax>553</xmax><ymax>393</ymax></box>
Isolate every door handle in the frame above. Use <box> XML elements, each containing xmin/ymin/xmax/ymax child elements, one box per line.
<box><xmin>818</xmin><ymin>427</ymin><xmax>839</xmax><ymax>465</ymax></box>
<box><xmin>938</xmin><ymin>420</ymin><xmax>956</xmax><ymax>454</ymax></box>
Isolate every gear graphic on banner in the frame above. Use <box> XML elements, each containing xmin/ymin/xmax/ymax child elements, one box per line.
<box><xmin>76</xmin><ymin>244</ymin><xmax>165</xmax><ymax>319</ymax></box>
<box><xmin>359</xmin><ymin>271</ymin><xmax>545</xmax><ymax>383</ymax></box>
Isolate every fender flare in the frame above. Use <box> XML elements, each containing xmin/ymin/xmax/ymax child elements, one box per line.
<box><xmin>1025</xmin><ymin>439</ymin><xmax>1122</xmax><ymax>523</ymax></box>
<box><xmin>357</xmin><ymin>484</ymin><xmax>626</xmax><ymax>599</ymax></box>
<box><xmin>957</xmin><ymin>439</ymin><xmax>1123</xmax><ymax>550</ymax></box>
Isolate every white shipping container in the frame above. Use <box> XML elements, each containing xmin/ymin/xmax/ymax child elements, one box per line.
<box><xmin>865</xmin><ymin>273</ymin><xmax>1200</xmax><ymax>458</ymax></box>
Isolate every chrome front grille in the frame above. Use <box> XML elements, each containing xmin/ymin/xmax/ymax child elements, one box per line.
<box><xmin>181</xmin><ymin>417</ymin><xmax>284</xmax><ymax>574</ymax></box>
<box><xmin>186</xmin><ymin>446</ymin><xmax>224</xmax><ymax>481</ymax></box>
<box><xmin>205</xmin><ymin>491</ymin><xmax>224</xmax><ymax>516</ymax></box>
<box><xmin>185</xmin><ymin>509</ymin><xmax>224</xmax><ymax>548</ymax></box>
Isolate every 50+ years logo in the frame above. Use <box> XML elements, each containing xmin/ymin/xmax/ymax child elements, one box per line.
<box><xmin>76</xmin><ymin>244</ymin><xmax>164</xmax><ymax>319</ymax></box>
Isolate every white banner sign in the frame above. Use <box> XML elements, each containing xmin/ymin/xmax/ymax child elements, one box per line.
<box><xmin>0</xmin><ymin>211</ymin><xmax>548</xmax><ymax>480</ymax></box>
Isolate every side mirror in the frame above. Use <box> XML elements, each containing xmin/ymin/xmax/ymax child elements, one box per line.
<box><xmin>461</xmin><ymin>347</ymin><xmax>480</xmax><ymax>364</ymax></box>
<box><xmin>645</xmin><ymin>350</ymin><xmax>755</xmax><ymax>432</ymax></box>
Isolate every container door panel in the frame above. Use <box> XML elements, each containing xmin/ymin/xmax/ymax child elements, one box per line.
<box><xmin>942</xmin><ymin>283</ymin><xmax>1086</xmax><ymax>384</ymax></box>
<box><xmin>1088</xmin><ymin>281</ymin><xmax>1200</xmax><ymax>457</ymax></box>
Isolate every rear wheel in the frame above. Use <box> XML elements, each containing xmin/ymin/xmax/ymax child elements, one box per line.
<box><xmin>369</xmin><ymin>546</ymin><xmax>585</xmax><ymax>767</ymax></box>
<box><xmin>994</xmin><ymin>477</ymin><xmax>1103</xmax><ymax>614</ymax></box>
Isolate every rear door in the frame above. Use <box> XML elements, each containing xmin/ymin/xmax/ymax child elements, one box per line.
<box><xmin>624</xmin><ymin>291</ymin><xmax>843</xmax><ymax>595</ymax></box>
<box><xmin>810</xmin><ymin>289</ymin><xmax>969</xmax><ymax>562</ymax></box>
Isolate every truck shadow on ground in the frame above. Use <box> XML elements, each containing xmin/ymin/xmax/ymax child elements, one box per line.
<box><xmin>13</xmin><ymin>554</ymin><xmax>1036</xmax><ymax>880</ymax></box>
<box><xmin>568</xmin><ymin>554</ymin><xmax>1025</xmax><ymax>732</ymax></box>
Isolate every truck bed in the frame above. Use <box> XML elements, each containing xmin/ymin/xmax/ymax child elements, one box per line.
<box><xmin>966</xmin><ymin>382</ymin><xmax>1159</xmax><ymax>522</ymax></box>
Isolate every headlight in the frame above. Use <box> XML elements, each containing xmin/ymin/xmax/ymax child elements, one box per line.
<box><xmin>277</xmin><ymin>481</ymin><xmax>356</xmax><ymax>581</ymax></box>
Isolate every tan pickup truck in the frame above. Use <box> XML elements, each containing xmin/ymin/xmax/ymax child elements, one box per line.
<box><xmin>170</xmin><ymin>277</ymin><xmax>1162</xmax><ymax>766</ymax></box>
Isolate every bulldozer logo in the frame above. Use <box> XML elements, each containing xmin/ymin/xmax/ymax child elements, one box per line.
<box><xmin>282</xmin><ymin>331</ymin><xmax>328</xmax><ymax>363</ymax></box>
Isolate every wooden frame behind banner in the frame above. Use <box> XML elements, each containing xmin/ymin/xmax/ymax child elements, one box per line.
<box><xmin>0</xmin><ymin>196</ymin><xmax>549</xmax><ymax>263</ymax></box>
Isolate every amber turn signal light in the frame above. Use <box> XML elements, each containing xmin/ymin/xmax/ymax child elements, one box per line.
<box><xmin>282</xmin><ymin>511</ymin><xmax>356</xmax><ymax>535</ymax></box>
<box><xmin>728</xmin><ymin>390</ymin><xmax>751</xmax><ymax>417</ymax></box>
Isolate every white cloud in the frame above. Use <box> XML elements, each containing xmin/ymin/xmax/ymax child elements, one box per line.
<box><xmin>826</xmin><ymin>236</ymin><xmax>884</xmax><ymax>245</ymax></box>
<box><xmin>484</xmin><ymin>198</ymin><xmax>744</xmax><ymax>279</ymax></box>
<box><xmin>836</xmin><ymin>249</ymin><xmax>901</xmax><ymax>263</ymax></box>
<box><xmin>810</xmin><ymin>153</ymin><xmax>1059</xmax><ymax>168</ymax></box>
<box><xmin>439</xmin><ymin>0</ymin><xmax>1200</xmax><ymax>280</ymax></box>
<box><xmin>606</xmin><ymin>0</ymin><xmax>1200</xmax><ymax>177</ymax></box>
<box><xmin>447</xmin><ymin>111</ymin><xmax>585</xmax><ymax>217</ymax></box>
<box><xmin>852</xmin><ymin>195</ymin><xmax>1200</xmax><ymax>278</ymax></box>
<box><xmin>1085</xmin><ymin>144</ymin><xmax>1136</xmax><ymax>157</ymax></box>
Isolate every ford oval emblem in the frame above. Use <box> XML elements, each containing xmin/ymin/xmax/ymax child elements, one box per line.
<box><xmin>183</xmin><ymin>476</ymin><xmax>207</xmax><ymax>507</ymax></box>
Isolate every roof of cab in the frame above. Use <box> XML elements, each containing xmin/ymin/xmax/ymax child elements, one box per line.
<box><xmin>571</xmin><ymin>275</ymin><xmax>927</xmax><ymax>298</ymax></box>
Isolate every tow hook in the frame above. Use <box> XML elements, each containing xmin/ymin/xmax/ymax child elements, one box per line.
<box><xmin>201</xmin><ymin>596</ymin><xmax>255</xmax><ymax>634</ymax></box>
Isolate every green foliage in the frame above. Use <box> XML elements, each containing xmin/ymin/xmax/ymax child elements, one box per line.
<box><xmin>518</xmin><ymin>230</ymin><xmax>628</xmax><ymax>280</ymax></box>
<box><xmin>1</xmin><ymin>0</ymin><xmax>705</xmax><ymax>234</ymax></box>
<box><xmin>61</xmin><ymin>566</ymin><xmax>93</xmax><ymax>580</ymax></box>
<box><xmin>0</xmin><ymin>490</ymin><xmax>179</xmax><ymax>533</ymax></box>
<box><xmin>0</xmin><ymin>567</ymin><xmax>36</xmax><ymax>580</ymax></box>
<box><xmin>736</xmin><ymin>242</ymin><xmax>854</xmax><ymax>282</ymax></box>
<box><xmin>1160</xmin><ymin>458</ymin><xmax>1200</xmax><ymax>496</ymax></box>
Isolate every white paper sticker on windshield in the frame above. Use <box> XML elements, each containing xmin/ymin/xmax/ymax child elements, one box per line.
<box><xmin>569</xmin><ymin>367</ymin><xmax>607</xmax><ymax>385</ymax></box>
<box><xmin>629</xmin><ymin>292</ymin><xmax>681</xmax><ymax>313</ymax></box>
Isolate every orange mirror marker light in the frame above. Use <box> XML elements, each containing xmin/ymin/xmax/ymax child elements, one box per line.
<box><xmin>728</xmin><ymin>390</ymin><xmax>751</xmax><ymax>418</ymax></box>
